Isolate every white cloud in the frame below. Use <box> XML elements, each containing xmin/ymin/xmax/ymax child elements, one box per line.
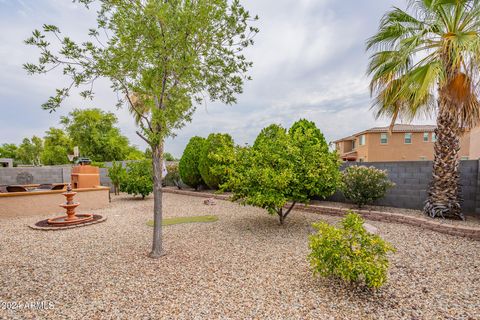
<box><xmin>1</xmin><ymin>0</ymin><xmax>414</xmax><ymax>158</ymax></box>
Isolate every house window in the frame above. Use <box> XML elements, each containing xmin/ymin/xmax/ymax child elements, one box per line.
<box><xmin>380</xmin><ymin>133</ymin><xmax>388</xmax><ymax>144</ymax></box>
<box><xmin>404</xmin><ymin>133</ymin><xmax>412</xmax><ymax>144</ymax></box>
<box><xmin>359</xmin><ymin>135</ymin><xmax>366</xmax><ymax>146</ymax></box>
<box><xmin>352</xmin><ymin>140</ymin><xmax>356</xmax><ymax>150</ymax></box>
<box><xmin>423</xmin><ymin>132</ymin><xmax>429</xmax><ymax>142</ymax></box>
<box><xmin>432</xmin><ymin>132</ymin><xmax>437</xmax><ymax>142</ymax></box>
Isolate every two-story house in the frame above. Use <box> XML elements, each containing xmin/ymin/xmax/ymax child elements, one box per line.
<box><xmin>334</xmin><ymin>124</ymin><xmax>480</xmax><ymax>162</ymax></box>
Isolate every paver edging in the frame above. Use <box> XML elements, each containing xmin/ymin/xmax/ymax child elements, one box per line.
<box><xmin>162</xmin><ymin>188</ymin><xmax>480</xmax><ymax>240</ymax></box>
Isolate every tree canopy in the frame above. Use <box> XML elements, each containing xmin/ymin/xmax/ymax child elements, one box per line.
<box><xmin>0</xmin><ymin>144</ymin><xmax>18</xmax><ymax>159</ymax></box>
<box><xmin>16</xmin><ymin>137</ymin><xmax>43</xmax><ymax>166</ymax></box>
<box><xmin>226</xmin><ymin>120</ymin><xmax>340</xmax><ymax>225</ymax></box>
<box><xmin>61</xmin><ymin>108</ymin><xmax>133</xmax><ymax>162</ymax></box>
<box><xmin>41</xmin><ymin>128</ymin><xmax>73</xmax><ymax>165</ymax></box>
<box><xmin>179</xmin><ymin>136</ymin><xmax>206</xmax><ymax>189</ymax></box>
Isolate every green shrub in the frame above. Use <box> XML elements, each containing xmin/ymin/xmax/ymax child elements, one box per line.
<box><xmin>179</xmin><ymin>136</ymin><xmax>206</xmax><ymax>189</ymax></box>
<box><xmin>164</xmin><ymin>162</ymin><xmax>181</xmax><ymax>188</ymax></box>
<box><xmin>308</xmin><ymin>212</ymin><xmax>395</xmax><ymax>289</ymax></box>
<box><xmin>288</xmin><ymin>119</ymin><xmax>340</xmax><ymax>199</ymax></box>
<box><xmin>164</xmin><ymin>152</ymin><xmax>176</xmax><ymax>161</ymax></box>
<box><xmin>225</xmin><ymin>121</ymin><xmax>340</xmax><ymax>225</ymax></box>
<box><xmin>198</xmin><ymin>133</ymin><xmax>235</xmax><ymax>189</ymax></box>
<box><xmin>340</xmin><ymin>166</ymin><xmax>395</xmax><ymax>208</ymax></box>
<box><xmin>90</xmin><ymin>161</ymin><xmax>106</xmax><ymax>168</ymax></box>
<box><xmin>120</xmin><ymin>160</ymin><xmax>153</xmax><ymax>199</ymax></box>
<box><xmin>107</xmin><ymin>161</ymin><xmax>126</xmax><ymax>195</ymax></box>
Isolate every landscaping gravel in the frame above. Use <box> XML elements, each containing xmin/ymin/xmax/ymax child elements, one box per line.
<box><xmin>312</xmin><ymin>200</ymin><xmax>480</xmax><ymax>228</ymax></box>
<box><xmin>1</xmin><ymin>193</ymin><xmax>479</xmax><ymax>319</ymax></box>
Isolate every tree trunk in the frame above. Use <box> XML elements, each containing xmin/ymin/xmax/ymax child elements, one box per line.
<box><xmin>278</xmin><ymin>208</ymin><xmax>285</xmax><ymax>225</ymax></box>
<box><xmin>277</xmin><ymin>202</ymin><xmax>296</xmax><ymax>225</ymax></box>
<box><xmin>424</xmin><ymin>101</ymin><xmax>463</xmax><ymax>220</ymax></box>
<box><xmin>149</xmin><ymin>141</ymin><xmax>166</xmax><ymax>258</ymax></box>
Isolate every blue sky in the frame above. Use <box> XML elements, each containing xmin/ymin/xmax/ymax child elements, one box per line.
<box><xmin>0</xmin><ymin>0</ymin><xmax>432</xmax><ymax>157</ymax></box>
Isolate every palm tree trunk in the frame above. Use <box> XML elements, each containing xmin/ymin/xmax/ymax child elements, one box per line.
<box><xmin>424</xmin><ymin>100</ymin><xmax>463</xmax><ymax>220</ymax></box>
<box><xmin>149</xmin><ymin>141</ymin><xmax>166</xmax><ymax>258</ymax></box>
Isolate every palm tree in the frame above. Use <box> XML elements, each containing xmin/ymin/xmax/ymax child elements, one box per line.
<box><xmin>367</xmin><ymin>0</ymin><xmax>480</xmax><ymax>220</ymax></box>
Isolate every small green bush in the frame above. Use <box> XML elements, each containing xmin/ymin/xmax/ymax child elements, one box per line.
<box><xmin>120</xmin><ymin>160</ymin><xmax>153</xmax><ymax>199</ymax></box>
<box><xmin>107</xmin><ymin>161</ymin><xmax>126</xmax><ymax>195</ymax></box>
<box><xmin>308</xmin><ymin>212</ymin><xmax>395</xmax><ymax>289</ymax></box>
<box><xmin>340</xmin><ymin>166</ymin><xmax>395</xmax><ymax>208</ymax></box>
<box><xmin>179</xmin><ymin>136</ymin><xmax>205</xmax><ymax>189</ymax></box>
<box><xmin>164</xmin><ymin>162</ymin><xmax>181</xmax><ymax>188</ymax></box>
<box><xmin>198</xmin><ymin>133</ymin><xmax>235</xmax><ymax>189</ymax></box>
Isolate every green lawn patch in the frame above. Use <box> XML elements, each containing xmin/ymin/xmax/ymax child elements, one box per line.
<box><xmin>146</xmin><ymin>215</ymin><xmax>218</xmax><ymax>227</ymax></box>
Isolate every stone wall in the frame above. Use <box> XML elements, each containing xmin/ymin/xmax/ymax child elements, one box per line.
<box><xmin>2</xmin><ymin>160</ymin><xmax>480</xmax><ymax>215</ymax></box>
<box><xmin>328</xmin><ymin>160</ymin><xmax>480</xmax><ymax>215</ymax></box>
<box><xmin>0</xmin><ymin>167</ymin><xmax>71</xmax><ymax>185</ymax></box>
<box><xmin>0</xmin><ymin>160</ymin><xmax>177</xmax><ymax>191</ymax></box>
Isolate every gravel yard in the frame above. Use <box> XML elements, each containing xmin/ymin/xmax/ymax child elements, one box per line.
<box><xmin>1</xmin><ymin>193</ymin><xmax>479</xmax><ymax>319</ymax></box>
<box><xmin>312</xmin><ymin>200</ymin><xmax>480</xmax><ymax>228</ymax></box>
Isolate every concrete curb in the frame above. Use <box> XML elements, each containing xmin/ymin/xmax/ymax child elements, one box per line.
<box><xmin>163</xmin><ymin>188</ymin><xmax>480</xmax><ymax>240</ymax></box>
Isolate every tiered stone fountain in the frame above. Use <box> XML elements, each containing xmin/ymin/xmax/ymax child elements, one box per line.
<box><xmin>47</xmin><ymin>184</ymin><xmax>93</xmax><ymax>225</ymax></box>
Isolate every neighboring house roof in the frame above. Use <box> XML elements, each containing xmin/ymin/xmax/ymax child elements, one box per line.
<box><xmin>334</xmin><ymin>124</ymin><xmax>437</xmax><ymax>143</ymax></box>
<box><xmin>368</xmin><ymin>124</ymin><xmax>436</xmax><ymax>133</ymax></box>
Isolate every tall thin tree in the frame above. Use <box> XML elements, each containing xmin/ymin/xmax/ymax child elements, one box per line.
<box><xmin>24</xmin><ymin>0</ymin><xmax>258</xmax><ymax>257</ymax></box>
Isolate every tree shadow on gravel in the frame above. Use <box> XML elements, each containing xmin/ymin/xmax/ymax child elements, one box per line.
<box><xmin>301</xmin><ymin>275</ymin><xmax>399</xmax><ymax>311</ymax></box>
<box><xmin>228</xmin><ymin>212</ymin><xmax>317</xmax><ymax>233</ymax></box>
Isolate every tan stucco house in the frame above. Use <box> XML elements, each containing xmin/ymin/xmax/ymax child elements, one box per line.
<box><xmin>334</xmin><ymin>124</ymin><xmax>480</xmax><ymax>162</ymax></box>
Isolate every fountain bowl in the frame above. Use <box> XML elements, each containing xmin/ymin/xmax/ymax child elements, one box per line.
<box><xmin>47</xmin><ymin>213</ymin><xmax>94</xmax><ymax>225</ymax></box>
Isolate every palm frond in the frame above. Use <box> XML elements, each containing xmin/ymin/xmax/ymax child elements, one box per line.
<box><xmin>368</xmin><ymin>0</ymin><xmax>480</xmax><ymax>130</ymax></box>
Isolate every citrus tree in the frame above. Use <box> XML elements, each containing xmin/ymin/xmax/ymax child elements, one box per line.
<box><xmin>121</xmin><ymin>160</ymin><xmax>153</xmax><ymax>199</ymax></box>
<box><xmin>226</xmin><ymin>121</ymin><xmax>340</xmax><ymax>225</ymax></box>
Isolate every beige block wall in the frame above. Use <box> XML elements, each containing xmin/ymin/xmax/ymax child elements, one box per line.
<box><xmin>0</xmin><ymin>187</ymin><xmax>110</xmax><ymax>219</ymax></box>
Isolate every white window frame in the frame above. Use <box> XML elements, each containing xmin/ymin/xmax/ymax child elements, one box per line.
<box><xmin>380</xmin><ymin>133</ymin><xmax>388</xmax><ymax>144</ymax></box>
<box><xmin>359</xmin><ymin>135</ymin><xmax>366</xmax><ymax>146</ymax></box>
<box><xmin>404</xmin><ymin>133</ymin><xmax>412</xmax><ymax>144</ymax></box>
<box><xmin>432</xmin><ymin>132</ymin><xmax>437</xmax><ymax>142</ymax></box>
<box><xmin>423</xmin><ymin>132</ymin><xmax>429</xmax><ymax>142</ymax></box>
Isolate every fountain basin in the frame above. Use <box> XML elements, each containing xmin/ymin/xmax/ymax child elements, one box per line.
<box><xmin>47</xmin><ymin>213</ymin><xmax>94</xmax><ymax>225</ymax></box>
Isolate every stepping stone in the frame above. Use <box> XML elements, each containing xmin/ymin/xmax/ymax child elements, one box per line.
<box><xmin>204</xmin><ymin>198</ymin><xmax>216</xmax><ymax>206</ymax></box>
<box><xmin>363</xmin><ymin>223</ymin><xmax>378</xmax><ymax>235</ymax></box>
